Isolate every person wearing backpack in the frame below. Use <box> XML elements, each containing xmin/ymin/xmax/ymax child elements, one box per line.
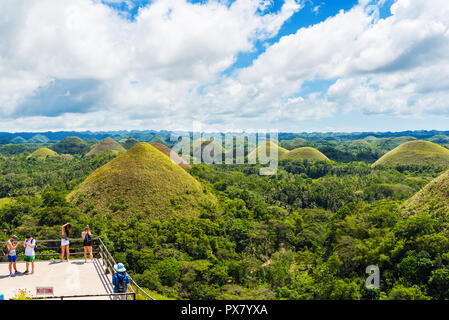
<box><xmin>23</xmin><ymin>235</ymin><xmax>36</xmax><ymax>274</ymax></box>
<box><xmin>6</xmin><ymin>235</ymin><xmax>20</xmax><ymax>277</ymax></box>
<box><xmin>112</xmin><ymin>263</ymin><xmax>130</xmax><ymax>300</ymax></box>
<box><xmin>81</xmin><ymin>225</ymin><xmax>93</xmax><ymax>263</ymax></box>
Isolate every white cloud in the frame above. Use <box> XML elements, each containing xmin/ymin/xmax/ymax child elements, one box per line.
<box><xmin>0</xmin><ymin>0</ymin><xmax>449</xmax><ymax>132</ymax></box>
<box><xmin>197</xmin><ymin>0</ymin><xmax>449</xmax><ymax>129</ymax></box>
<box><xmin>0</xmin><ymin>0</ymin><xmax>302</xmax><ymax>130</ymax></box>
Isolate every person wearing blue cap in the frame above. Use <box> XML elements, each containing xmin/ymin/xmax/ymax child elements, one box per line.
<box><xmin>6</xmin><ymin>235</ymin><xmax>20</xmax><ymax>277</ymax></box>
<box><xmin>112</xmin><ymin>263</ymin><xmax>130</xmax><ymax>300</ymax></box>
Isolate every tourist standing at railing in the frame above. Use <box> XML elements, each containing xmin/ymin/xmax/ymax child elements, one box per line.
<box><xmin>61</xmin><ymin>223</ymin><xmax>72</xmax><ymax>262</ymax></box>
<box><xmin>112</xmin><ymin>263</ymin><xmax>130</xmax><ymax>300</ymax></box>
<box><xmin>6</xmin><ymin>235</ymin><xmax>20</xmax><ymax>277</ymax></box>
<box><xmin>81</xmin><ymin>225</ymin><xmax>93</xmax><ymax>263</ymax></box>
<box><xmin>23</xmin><ymin>235</ymin><xmax>36</xmax><ymax>274</ymax></box>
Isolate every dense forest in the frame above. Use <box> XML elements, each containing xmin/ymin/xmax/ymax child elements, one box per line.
<box><xmin>1</xmin><ymin>132</ymin><xmax>449</xmax><ymax>300</ymax></box>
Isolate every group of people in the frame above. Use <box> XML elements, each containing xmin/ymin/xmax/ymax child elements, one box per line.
<box><xmin>4</xmin><ymin>223</ymin><xmax>94</xmax><ymax>277</ymax></box>
<box><xmin>60</xmin><ymin>223</ymin><xmax>94</xmax><ymax>262</ymax></box>
<box><xmin>4</xmin><ymin>235</ymin><xmax>36</xmax><ymax>277</ymax></box>
<box><xmin>4</xmin><ymin>223</ymin><xmax>131</xmax><ymax>298</ymax></box>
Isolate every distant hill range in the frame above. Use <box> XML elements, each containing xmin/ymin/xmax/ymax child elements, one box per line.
<box><xmin>3</xmin><ymin>130</ymin><xmax>449</xmax><ymax>144</ymax></box>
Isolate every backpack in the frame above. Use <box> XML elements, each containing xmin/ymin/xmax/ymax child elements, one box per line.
<box><xmin>2</xmin><ymin>244</ymin><xmax>8</xmax><ymax>256</ymax></box>
<box><xmin>84</xmin><ymin>232</ymin><xmax>92</xmax><ymax>246</ymax></box>
<box><xmin>27</xmin><ymin>239</ymin><xmax>37</xmax><ymax>251</ymax></box>
<box><xmin>116</xmin><ymin>274</ymin><xmax>127</xmax><ymax>293</ymax></box>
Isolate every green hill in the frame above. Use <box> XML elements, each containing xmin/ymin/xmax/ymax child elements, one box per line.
<box><xmin>372</xmin><ymin>141</ymin><xmax>449</xmax><ymax>168</ymax></box>
<box><xmin>122</xmin><ymin>138</ymin><xmax>140</xmax><ymax>150</ymax></box>
<box><xmin>151</xmin><ymin>142</ymin><xmax>192</xmax><ymax>169</ymax></box>
<box><xmin>350</xmin><ymin>140</ymin><xmax>373</xmax><ymax>148</ymax></box>
<box><xmin>52</xmin><ymin>136</ymin><xmax>90</xmax><ymax>155</ymax></box>
<box><xmin>11</xmin><ymin>136</ymin><xmax>27</xmax><ymax>144</ymax></box>
<box><xmin>86</xmin><ymin>138</ymin><xmax>126</xmax><ymax>156</ymax></box>
<box><xmin>402</xmin><ymin>170</ymin><xmax>449</xmax><ymax>218</ymax></box>
<box><xmin>429</xmin><ymin>135</ymin><xmax>449</xmax><ymax>144</ymax></box>
<box><xmin>372</xmin><ymin>136</ymin><xmax>417</xmax><ymax>151</ymax></box>
<box><xmin>281</xmin><ymin>138</ymin><xmax>308</xmax><ymax>150</ymax></box>
<box><xmin>67</xmin><ymin>142</ymin><xmax>216</xmax><ymax>220</ymax></box>
<box><xmin>26</xmin><ymin>148</ymin><xmax>58</xmax><ymax>160</ymax></box>
<box><xmin>248</xmin><ymin>141</ymin><xmax>289</xmax><ymax>162</ymax></box>
<box><xmin>283</xmin><ymin>147</ymin><xmax>330</xmax><ymax>161</ymax></box>
<box><xmin>28</xmin><ymin>134</ymin><xmax>50</xmax><ymax>144</ymax></box>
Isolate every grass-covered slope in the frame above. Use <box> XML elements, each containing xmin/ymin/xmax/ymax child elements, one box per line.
<box><xmin>284</xmin><ymin>147</ymin><xmax>330</xmax><ymax>161</ymax></box>
<box><xmin>151</xmin><ymin>143</ymin><xmax>192</xmax><ymax>169</ymax></box>
<box><xmin>372</xmin><ymin>141</ymin><xmax>449</xmax><ymax>168</ymax></box>
<box><xmin>402</xmin><ymin>170</ymin><xmax>449</xmax><ymax>218</ymax></box>
<box><xmin>86</xmin><ymin>137</ymin><xmax>126</xmax><ymax>157</ymax></box>
<box><xmin>67</xmin><ymin>143</ymin><xmax>216</xmax><ymax>220</ymax></box>
<box><xmin>26</xmin><ymin>147</ymin><xmax>58</xmax><ymax>160</ymax></box>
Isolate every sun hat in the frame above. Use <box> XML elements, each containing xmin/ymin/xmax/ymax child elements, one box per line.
<box><xmin>114</xmin><ymin>263</ymin><xmax>126</xmax><ymax>273</ymax></box>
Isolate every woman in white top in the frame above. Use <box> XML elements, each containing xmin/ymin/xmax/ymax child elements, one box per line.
<box><xmin>81</xmin><ymin>225</ymin><xmax>93</xmax><ymax>263</ymax></box>
<box><xmin>61</xmin><ymin>223</ymin><xmax>72</xmax><ymax>262</ymax></box>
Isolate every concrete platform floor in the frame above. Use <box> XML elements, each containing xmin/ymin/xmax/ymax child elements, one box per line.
<box><xmin>0</xmin><ymin>259</ymin><xmax>115</xmax><ymax>300</ymax></box>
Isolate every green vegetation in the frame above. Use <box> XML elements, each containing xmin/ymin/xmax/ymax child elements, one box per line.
<box><xmin>85</xmin><ymin>137</ymin><xmax>126</xmax><ymax>157</ymax></box>
<box><xmin>2</xmin><ymin>133</ymin><xmax>449</xmax><ymax>300</ymax></box>
<box><xmin>0</xmin><ymin>197</ymin><xmax>15</xmax><ymax>208</ymax></box>
<box><xmin>372</xmin><ymin>141</ymin><xmax>449</xmax><ymax>169</ymax></box>
<box><xmin>68</xmin><ymin>143</ymin><xmax>216</xmax><ymax>220</ymax></box>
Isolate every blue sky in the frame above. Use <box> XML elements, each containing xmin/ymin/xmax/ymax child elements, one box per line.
<box><xmin>1</xmin><ymin>0</ymin><xmax>448</xmax><ymax>132</ymax></box>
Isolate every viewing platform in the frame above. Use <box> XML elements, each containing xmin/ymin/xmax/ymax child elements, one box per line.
<box><xmin>1</xmin><ymin>258</ymin><xmax>114</xmax><ymax>300</ymax></box>
<box><xmin>0</xmin><ymin>238</ymin><xmax>154</xmax><ymax>300</ymax></box>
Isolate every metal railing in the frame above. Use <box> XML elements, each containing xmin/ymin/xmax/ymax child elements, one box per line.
<box><xmin>1</xmin><ymin>238</ymin><xmax>155</xmax><ymax>301</ymax></box>
<box><xmin>32</xmin><ymin>293</ymin><xmax>136</xmax><ymax>300</ymax></box>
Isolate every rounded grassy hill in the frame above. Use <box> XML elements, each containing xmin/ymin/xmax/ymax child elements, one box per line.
<box><xmin>247</xmin><ymin>141</ymin><xmax>289</xmax><ymax>162</ymax></box>
<box><xmin>67</xmin><ymin>143</ymin><xmax>216</xmax><ymax>220</ymax></box>
<box><xmin>402</xmin><ymin>169</ymin><xmax>449</xmax><ymax>218</ymax></box>
<box><xmin>283</xmin><ymin>147</ymin><xmax>330</xmax><ymax>161</ymax></box>
<box><xmin>372</xmin><ymin>141</ymin><xmax>449</xmax><ymax>168</ymax></box>
<box><xmin>151</xmin><ymin>142</ymin><xmax>192</xmax><ymax>169</ymax></box>
<box><xmin>86</xmin><ymin>137</ymin><xmax>126</xmax><ymax>157</ymax></box>
<box><xmin>26</xmin><ymin>147</ymin><xmax>58</xmax><ymax>160</ymax></box>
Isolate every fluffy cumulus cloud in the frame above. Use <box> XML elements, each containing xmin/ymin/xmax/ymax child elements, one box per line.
<box><xmin>0</xmin><ymin>0</ymin><xmax>448</xmax><ymax>131</ymax></box>
<box><xmin>202</xmin><ymin>0</ymin><xmax>449</xmax><ymax>130</ymax></box>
